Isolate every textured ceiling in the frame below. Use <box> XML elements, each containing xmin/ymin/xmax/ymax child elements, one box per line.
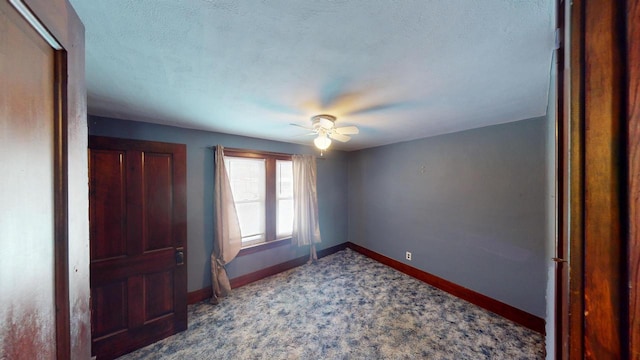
<box><xmin>69</xmin><ymin>0</ymin><xmax>555</xmax><ymax>151</ymax></box>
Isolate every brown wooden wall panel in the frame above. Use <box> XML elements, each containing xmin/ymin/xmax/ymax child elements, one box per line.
<box><xmin>92</xmin><ymin>281</ymin><xmax>127</xmax><ymax>338</ymax></box>
<box><xmin>144</xmin><ymin>153</ymin><xmax>174</xmax><ymax>251</ymax></box>
<box><xmin>145</xmin><ymin>270</ymin><xmax>175</xmax><ymax>321</ymax></box>
<box><xmin>90</xmin><ymin>150</ymin><xmax>127</xmax><ymax>260</ymax></box>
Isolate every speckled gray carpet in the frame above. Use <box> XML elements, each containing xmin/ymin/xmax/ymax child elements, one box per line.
<box><xmin>119</xmin><ymin>249</ymin><xmax>545</xmax><ymax>359</ymax></box>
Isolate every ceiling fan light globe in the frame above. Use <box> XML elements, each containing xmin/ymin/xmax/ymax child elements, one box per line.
<box><xmin>314</xmin><ymin>135</ymin><xmax>332</xmax><ymax>150</ymax></box>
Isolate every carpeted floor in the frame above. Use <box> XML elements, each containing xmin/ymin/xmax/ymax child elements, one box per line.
<box><xmin>119</xmin><ymin>249</ymin><xmax>545</xmax><ymax>359</ymax></box>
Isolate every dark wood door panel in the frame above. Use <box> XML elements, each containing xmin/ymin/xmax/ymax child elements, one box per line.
<box><xmin>143</xmin><ymin>152</ymin><xmax>174</xmax><ymax>252</ymax></box>
<box><xmin>92</xmin><ymin>314</ymin><xmax>177</xmax><ymax>359</ymax></box>
<box><xmin>90</xmin><ymin>149</ymin><xmax>127</xmax><ymax>260</ymax></box>
<box><xmin>91</xmin><ymin>281</ymin><xmax>128</xmax><ymax>338</ymax></box>
<box><xmin>89</xmin><ymin>136</ymin><xmax>187</xmax><ymax>359</ymax></box>
<box><xmin>90</xmin><ymin>248</ymin><xmax>176</xmax><ymax>286</ymax></box>
<box><xmin>145</xmin><ymin>270</ymin><xmax>175</xmax><ymax>321</ymax></box>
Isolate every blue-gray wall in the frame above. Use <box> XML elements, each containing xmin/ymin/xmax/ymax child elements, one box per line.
<box><xmin>89</xmin><ymin>116</ymin><xmax>349</xmax><ymax>292</ymax></box>
<box><xmin>347</xmin><ymin>117</ymin><xmax>549</xmax><ymax>318</ymax></box>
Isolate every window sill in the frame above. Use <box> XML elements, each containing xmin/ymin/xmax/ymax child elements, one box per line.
<box><xmin>237</xmin><ymin>237</ymin><xmax>292</xmax><ymax>257</ymax></box>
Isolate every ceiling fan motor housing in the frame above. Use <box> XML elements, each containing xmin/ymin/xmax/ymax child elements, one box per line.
<box><xmin>311</xmin><ymin>114</ymin><xmax>336</xmax><ymax>130</ymax></box>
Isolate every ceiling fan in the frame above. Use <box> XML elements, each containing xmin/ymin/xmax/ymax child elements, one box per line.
<box><xmin>292</xmin><ymin>114</ymin><xmax>359</xmax><ymax>151</ymax></box>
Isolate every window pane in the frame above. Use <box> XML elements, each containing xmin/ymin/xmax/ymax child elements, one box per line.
<box><xmin>225</xmin><ymin>157</ymin><xmax>266</xmax><ymax>244</ymax></box>
<box><xmin>235</xmin><ymin>202</ymin><xmax>265</xmax><ymax>243</ymax></box>
<box><xmin>276</xmin><ymin>160</ymin><xmax>293</xmax><ymax>237</ymax></box>
<box><xmin>277</xmin><ymin>199</ymin><xmax>293</xmax><ymax>237</ymax></box>
<box><xmin>225</xmin><ymin>157</ymin><xmax>265</xmax><ymax>202</ymax></box>
<box><xmin>276</xmin><ymin>160</ymin><xmax>293</xmax><ymax>198</ymax></box>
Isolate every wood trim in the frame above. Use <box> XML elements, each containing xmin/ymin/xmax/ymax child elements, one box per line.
<box><xmin>53</xmin><ymin>48</ymin><xmax>70</xmax><ymax>360</ymax></box>
<box><xmin>566</xmin><ymin>1</ymin><xmax>636</xmax><ymax>357</ymax></box>
<box><xmin>222</xmin><ymin>147</ymin><xmax>292</xmax><ymax>246</ymax></box>
<box><xmin>187</xmin><ymin>243</ymin><xmax>348</xmax><ymax>304</ymax></box>
<box><xmin>229</xmin><ymin>255</ymin><xmax>308</xmax><ymax>290</ymax></box>
<box><xmin>187</xmin><ymin>287</ymin><xmax>213</xmax><ymax>305</ymax></box>
<box><xmin>265</xmin><ymin>158</ymin><xmax>277</xmax><ymax>241</ymax></box>
<box><xmin>232</xmin><ymin>243</ymin><xmax>347</xmax><ymax>289</ymax></box>
<box><xmin>16</xmin><ymin>0</ymin><xmax>87</xmax><ymax>357</ymax></box>
<box><xmin>627</xmin><ymin>0</ymin><xmax>639</xmax><ymax>358</ymax></box>
<box><xmin>582</xmin><ymin>0</ymin><xmax>626</xmax><ymax>358</ymax></box>
<box><xmin>346</xmin><ymin>242</ymin><xmax>546</xmax><ymax>334</ymax></box>
<box><xmin>568</xmin><ymin>0</ymin><xmax>586</xmax><ymax>357</ymax></box>
<box><xmin>171</xmin><ymin>141</ymin><xmax>188</xmax><ymax>332</ymax></box>
<box><xmin>555</xmin><ymin>1</ymin><xmax>568</xmax><ymax>358</ymax></box>
<box><xmin>16</xmin><ymin>0</ymin><xmax>90</xmax><ymax>356</ymax></box>
<box><xmin>554</xmin><ymin>1</ymin><xmax>568</xmax><ymax>358</ymax></box>
<box><xmin>89</xmin><ymin>135</ymin><xmax>186</xmax><ymax>152</ymax></box>
<box><xmin>223</xmin><ymin>147</ymin><xmax>292</xmax><ymax>161</ymax></box>
<box><xmin>237</xmin><ymin>238</ymin><xmax>292</xmax><ymax>257</ymax></box>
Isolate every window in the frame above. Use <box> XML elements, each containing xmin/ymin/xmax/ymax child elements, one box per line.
<box><xmin>276</xmin><ymin>160</ymin><xmax>293</xmax><ymax>237</ymax></box>
<box><xmin>224</xmin><ymin>149</ymin><xmax>293</xmax><ymax>249</ymax></box>
<box><xmin>225</xmin><ymin>157</ymin><xmax>266</xmax><ymax>246</ymax></box>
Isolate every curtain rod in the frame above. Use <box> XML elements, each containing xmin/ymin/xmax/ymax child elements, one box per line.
<box><xmin>210</xmin><ymin>146</ymin><xmax>326</xmax><ymax>159</ymax></box>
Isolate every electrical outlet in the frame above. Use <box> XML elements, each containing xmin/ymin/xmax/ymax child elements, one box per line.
<box><xmin>405</xmin><ymin>251</ymin><xmax>412</xmax><ymax>261</ymax></box>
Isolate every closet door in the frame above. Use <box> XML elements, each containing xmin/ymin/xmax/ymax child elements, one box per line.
<box><xmin>89</xmin><ymin>136</ymin><xmax>187</xmax><ymax>359</ymax></box>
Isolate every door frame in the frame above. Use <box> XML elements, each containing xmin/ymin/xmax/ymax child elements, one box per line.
<box><xmin>563</xmin><ymin>0</ymin><xmax>637</xmax><ymax>358</ymax></box>
<box><xmin>11</xmin><ymin>0</ymin><xmax>89</xmax><ymax>358</ymax></box>
<box><xmin>628</xmin><ymin>0</ymin><xmax>640</xmax><ymax>357</ymax></box>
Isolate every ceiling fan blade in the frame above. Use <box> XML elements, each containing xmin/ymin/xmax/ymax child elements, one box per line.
<box><xmin>334</xmin><ymin>126</ymin><xmax>359</xmax><ymax>135</ymax></box>
<box><xmin>329</xmin><ymin>132</ymin><xmax>351</xmax><ymax>142</ymax></box>
<box><xmin>290</xmin><ymin>123</ymin><xmax>312</xmax><ymax>129</ymax></box>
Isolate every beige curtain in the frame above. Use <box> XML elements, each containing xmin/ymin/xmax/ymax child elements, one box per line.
<box><xmin>211</xmin><ymin>145</ymin><xmax>242</xmax><ymax>304</ymax></box>
<box><xmin>292</xmin><ymin>154</ymin><xmax>322</xmax><ymax>263</ymax></box>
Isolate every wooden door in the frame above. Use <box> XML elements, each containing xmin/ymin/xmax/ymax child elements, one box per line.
<box><xmin>0</xmin><ymin>0</ymin><xmax>88</xmax><ymax>358</ymax></box>
<box><xmin>89</xmin><ymin>136</ymin><xmax>187</xmax><ymax>359</ymax></box>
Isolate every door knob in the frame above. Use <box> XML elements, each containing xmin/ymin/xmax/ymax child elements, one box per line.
<box><xmin>175</xmin><ymin>248</ymin><xmax>185</xmax><ymax>265</ymax></box>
